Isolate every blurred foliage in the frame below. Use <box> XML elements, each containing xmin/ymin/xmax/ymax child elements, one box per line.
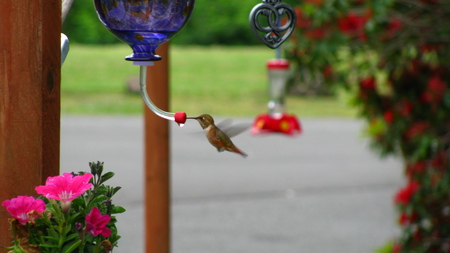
<box><xmin>63</xmin><ymin>0</ymin><xmax>262</xmax><ymax>45</ymax></box>
<box><xmin>63</xmin><ymin>0</ymin><xmax>118</xmax><ymax>44</ymax></box>
<box><xmin>284</xmin><ymin>0</ymin><xmax>450</xmax><ymax>252</ymax></box>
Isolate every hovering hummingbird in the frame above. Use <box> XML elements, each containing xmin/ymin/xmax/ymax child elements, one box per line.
<box><xmin>187</xmin><ymin>114</ymin><xmax>248</xmax><ymax>157</ymax></box>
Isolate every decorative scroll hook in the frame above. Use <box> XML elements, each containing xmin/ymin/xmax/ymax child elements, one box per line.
<box><xmin>249</xmin><ymin>0</ymin><xmax>296</xmax><ymax>49</ymax></box>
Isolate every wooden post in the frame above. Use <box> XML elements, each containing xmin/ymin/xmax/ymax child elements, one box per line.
<box><xmin>0</xmin><ymin>0</ymin><xmax>61</xmax><ymax>250</ymax></box>
<box><xmin>144</xmin><ymin>42</ymin><xmax>171</xmax><ymax>253</ymax></box>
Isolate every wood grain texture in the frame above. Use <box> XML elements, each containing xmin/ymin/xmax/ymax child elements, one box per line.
<box><xmin>0</xmin><ymin>0</ymin><xmax>60</xmax><ymax>249</ymax></box>
<box><xmin>144</xmin><ymin>42</ymin><xmax>171</xmax><ymax>253</ymax></box>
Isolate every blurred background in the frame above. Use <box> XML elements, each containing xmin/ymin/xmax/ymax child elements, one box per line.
<box><xmin>60</xmin><ymin>0</ymin><xmax>450</xmax><ymax>252</ymax></box>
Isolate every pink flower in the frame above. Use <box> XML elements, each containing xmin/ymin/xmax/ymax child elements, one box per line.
<box><xmin>85</xmin><ymin>207</ymin><xmax>111</xmax><ymax>237</ymax></box>
<box><xmin>35</xmin><ymin>173</ymin><xmax>93</xmax><ymax>203</ymax></box>
<box><xmin>2</xmin><ymin>196</ymin><xmax>46</xmax><ymax>224</ymax></box>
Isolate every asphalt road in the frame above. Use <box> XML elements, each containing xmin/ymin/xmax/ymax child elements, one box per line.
<box><xmin>60</xmin><ymin>116</ymin><xmax>404</xmax><ymax>253</ymax></box>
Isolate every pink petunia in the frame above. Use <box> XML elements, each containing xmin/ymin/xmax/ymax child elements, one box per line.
<box><xmin>2</xmin><ymin>196</ymin><xmax>46</xmax><ymax>224</ymax></box>
<box><xmin>85</xmin><ymin>207</ymin><xmax>112</xmax><ymax>237</ymax></box>
<box><xmin>35</xmin><ymin>173</ymin><xmax>93</xmax><ymax>203</ymax></box>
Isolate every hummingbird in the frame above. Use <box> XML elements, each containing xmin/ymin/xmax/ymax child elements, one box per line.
<box><xmin>187</xmin><ymin>114</ymin><xmax>248</xmax><ymax>157</ymax></box>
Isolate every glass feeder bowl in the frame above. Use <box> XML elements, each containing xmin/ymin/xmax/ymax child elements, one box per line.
<box><xmin>94</xmin><ymin>0</ymin><xmax>195</xmax><ymax>61</ymax></box>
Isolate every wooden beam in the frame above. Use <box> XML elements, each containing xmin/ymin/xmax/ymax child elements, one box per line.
<box><xmin>0</xmin><ymin>0</ymin><xmax>61</xmax><ymax>250</ymax></box>
<box><xmin>144</xmin><ymin>42</ymin><xmax>171</xmax><ymax>253</ymax></box>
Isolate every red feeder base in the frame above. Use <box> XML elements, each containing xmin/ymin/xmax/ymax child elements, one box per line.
<box><xmin>251</xmin><ymin>113</ymin><xmax>302</xmax><ymax>136</ymax></box>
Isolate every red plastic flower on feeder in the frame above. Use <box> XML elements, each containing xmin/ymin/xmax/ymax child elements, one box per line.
<box><xmin>85</xmin><ymin>207</ymin><xmax>112</xmax><ymax>237</ymax></box>
<box><xmin>2</xmin><ymin>196</ymin><xmax>46</xmax><ymax>224</ymax></box>
<box><xmin>36</xmin><ymin>173</ymin><xmax>93</xmax><ymax>204</ymax></box>
<box><xmin>252</xmin><ymin>113</ymin><xmax>302</xmax><ymax>136</ymax></box>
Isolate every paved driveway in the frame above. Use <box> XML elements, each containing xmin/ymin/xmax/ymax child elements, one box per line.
<box><xmin>61</xmin><ymin>116</ymin><xmax>403</xmax><ymax>253</ymax></box>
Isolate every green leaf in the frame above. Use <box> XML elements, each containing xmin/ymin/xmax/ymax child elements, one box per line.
<box><xmin>443</xmin><ymin>90</ymin><xmax>450</xmax><ymax>109</ymax></box>
<box><xmin>64</xmin><ymin>233</ymin><xmax>80</xmax><ymax>242</ymax></box>
<box><xmin>99</xmin><ymin>172</ymin><xmax>115</xmax><ymax>185</ymax></box>
<box><xmin>111</xmin><ymin>206</ymin><xmax>126</xmax><ymax>214</ymax></box>
<box><xmin>62</xmin><ymin>240</ymin><xmax>82</xmax><ymax>253</ymax></box>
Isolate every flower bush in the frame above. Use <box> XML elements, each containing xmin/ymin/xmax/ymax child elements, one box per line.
<box><xmin>2</xmin><ymin>162</ymin><xmax>125</xmax><ymax>253</ymax></box>
<box><xmin>285</xmin><ymin>0</ymin><xmax>450</xmax><ymax>252</ymax></box>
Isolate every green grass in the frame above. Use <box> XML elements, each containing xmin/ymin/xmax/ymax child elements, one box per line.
<box><xmin>61</xmin><ymin>44</ymin><xmax>356</xmax><ymax>117</ymax></box>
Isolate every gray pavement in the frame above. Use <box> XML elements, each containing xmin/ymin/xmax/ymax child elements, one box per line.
<box><xmin>60</xmin><ymin>116</ymin><xmax>404</xmax><ymax>253</ymax></box>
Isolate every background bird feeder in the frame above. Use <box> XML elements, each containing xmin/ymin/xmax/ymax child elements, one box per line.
<box><xmin>249</xmin><ymin>0</ymin><xmax>302</xmax><ymax>136</ymax></box>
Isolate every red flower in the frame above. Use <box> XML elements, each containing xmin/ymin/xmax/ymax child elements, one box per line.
<box><xmin>431</xmin><ymin>151</ymin><xmax>447</xmax><ymax>170</ymax></box>
<box><xmin>305</xmin><ymin>27</ymin><xmax>329</xmax><ymax>40</ymax></box>
<box><xmin>383</xmin><ymin>17</ymin><xmax>402</xmax><ymax>40</ymax></box>
<box><xmin>399</xmin><ymin>211</ymin><xmax>418</xmax><ymax>225</ymax></box>
<box><xmin>404</xmin><ymin>122</ymin><xmax>430</xmax><ymax>140</ymax></box>
<box><xmin>338</xmin><ymin>12</ymin><xmax>369</xmax><ymax>41</ymax></box>
<box><xmin>394</xmin><ymin>181</ymin><xmax>419</xmax><ymax>205</ymax></box>
<box><xmin>2</xmin><ymin>196</ymin><xmax>46</xmax><ymax>224</ymax></box>
<box><xmin>392</xmin><ymin>243</ymin><xmax>402</xmax><ymax>253</ymax></box>
<box><xmin>85</xmin><ymin>207</ymin><xmax>112</xmax><ymax>237</ymax></box>
<box><xmin>322</xmin><ymin>65</ymin><xmax>333</xmax><ymax>78</ymax></box>
<box><xmin>406</xmin><ymin>161</ymin><xmax>426</xmax><ymax>178</ymax></box>
<box><xmin>398</xmin><ymin>101</ymin><xmax>413</xmax><ymax>117</ymax></box>
<box><xmin>294</xmin><ymin>8</ymin><xmax>312</xmax><ymax>29</ymax></box>
<box><xmin>359</xmin><ymin>77</ymin><xmax>376</xmax><ymax>90</ymax></box>
<box><xmin>384</xmin><ymin>110</ymin><xmax>394</xmax><ymax>124</ymax></box>
<box><xmin>425</xmin><ymin>75</ymin><xmax>447</xmax><ymax>103</ymax></box>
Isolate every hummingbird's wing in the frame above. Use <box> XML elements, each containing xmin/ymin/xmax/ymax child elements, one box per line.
<box><xmin>216</xmin><ymin>119</ymin><xmax>250</xmax><ymax>138</ymax></box>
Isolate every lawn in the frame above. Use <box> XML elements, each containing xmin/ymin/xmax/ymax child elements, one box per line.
<box><xmin>61</xmin><ymin>44</ymin><xmax>357</xmax><ymax>117</ymax></box>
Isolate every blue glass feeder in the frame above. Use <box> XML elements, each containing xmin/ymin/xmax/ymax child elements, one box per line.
<box><xmin>94</xmin><ymin>0</ymin><xmax>195</xmax><ymax>61</ymax></box>
<box><xmin>93</xmin><ymin>0</ymin><xmax>195</xmax><ymax>124</ymax></box>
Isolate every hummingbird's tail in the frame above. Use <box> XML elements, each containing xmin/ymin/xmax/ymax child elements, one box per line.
<box><xmin>231</xmin><ymin>146</ymin><xmax>248</xmax><ymax>158</ymax></box>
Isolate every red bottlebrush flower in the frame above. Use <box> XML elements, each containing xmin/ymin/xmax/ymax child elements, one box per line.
<box><xmin>384</xmin><ymin>17</ymin><xmax>402</xmax><ymax>40</ymax></box>
<box><xmin>404</xmin><ymin>122</ymin><xmax>430</xmax><ymax>140</ymax></box>
<box><xmin>2</xmin><ymin>196</ymin><xmax>46</xmax><ymax>224</ymax></box>
<box><xmin>384</xmin><ymin>110</ymin><xmax>394</xmax><ymax>124</ymax></box>
<box><xmin>394</xmin><ymin>181</ymin><xmax>419</xmax><ymax>205</ymax></box>
<box><xmin>338</xmin><ymin>12</ymin><xmax>369</xmax><ymax>41</ymax></box>
<box><xmin>398</xmin><ymin>100</ymin><xmax>413</xmax><ymax>117</ymax></box>
<box><xmin>85</xmin><ymin>207</ymin><xmax>112</xmax><ymax>237</ymax></box>
<box><xmin>294</xmin><ymin>8</ymin><xmax>312</xmax><ymax>29</ymax></box>
<box><xmin>359</xmin><ymin>77</ymin><xmax>376</xmax><ymax>90</ymax></box>
<box><xmin>426</xmin><ymin>75</ymin><xmax>447</xmax><ymax>103</ymax></box>
<box><xmin>322</xmin><ymin>65</ymin><xmax>333</xmax><ymax>78</ymax></box>
<box><xmin>392</xmin><ymin>243</ymin><xmax>402</xmax><ymax>253</ymax></box>
<box><xmin>305</xmin><ymin>27</ymin><xmax>329</xmax><ymax>40</ymax></box>
<box><xmin>406</xmin><ymin>161</ymin><xmax>426</xmax><ymax>178</ymax></box>
<box><xmin>431</xmin><ymin>151</ymin><xmax>447</xmax><ymax>170</ymax></box>
<box><xmin>399</xmin><ymin>211</ymin><xmax>418</xmax><ymax>225</ymax></box>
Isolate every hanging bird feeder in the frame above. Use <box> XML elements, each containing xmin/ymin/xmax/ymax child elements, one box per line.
<box><xmin>249</xmin><ymin>0</ymin><xmax>302</xmax><ymax>136</ymax></box>
<box><xmin>93</xmin><ymin>0</ymin><xmax>195</xmax><ymax>126</ymax></box>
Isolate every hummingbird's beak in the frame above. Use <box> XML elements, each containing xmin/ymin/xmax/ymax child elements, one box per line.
<box><xmin>186</xmin><ymin>116</ymin><xmax>198</xmax><ymax>120</ymax></box>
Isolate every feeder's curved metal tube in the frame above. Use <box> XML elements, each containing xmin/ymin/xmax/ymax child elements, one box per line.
<box><xmin>139</xmin><ymin>65</ymin><xmax>187</xmax><ymax>125</ymax></box>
